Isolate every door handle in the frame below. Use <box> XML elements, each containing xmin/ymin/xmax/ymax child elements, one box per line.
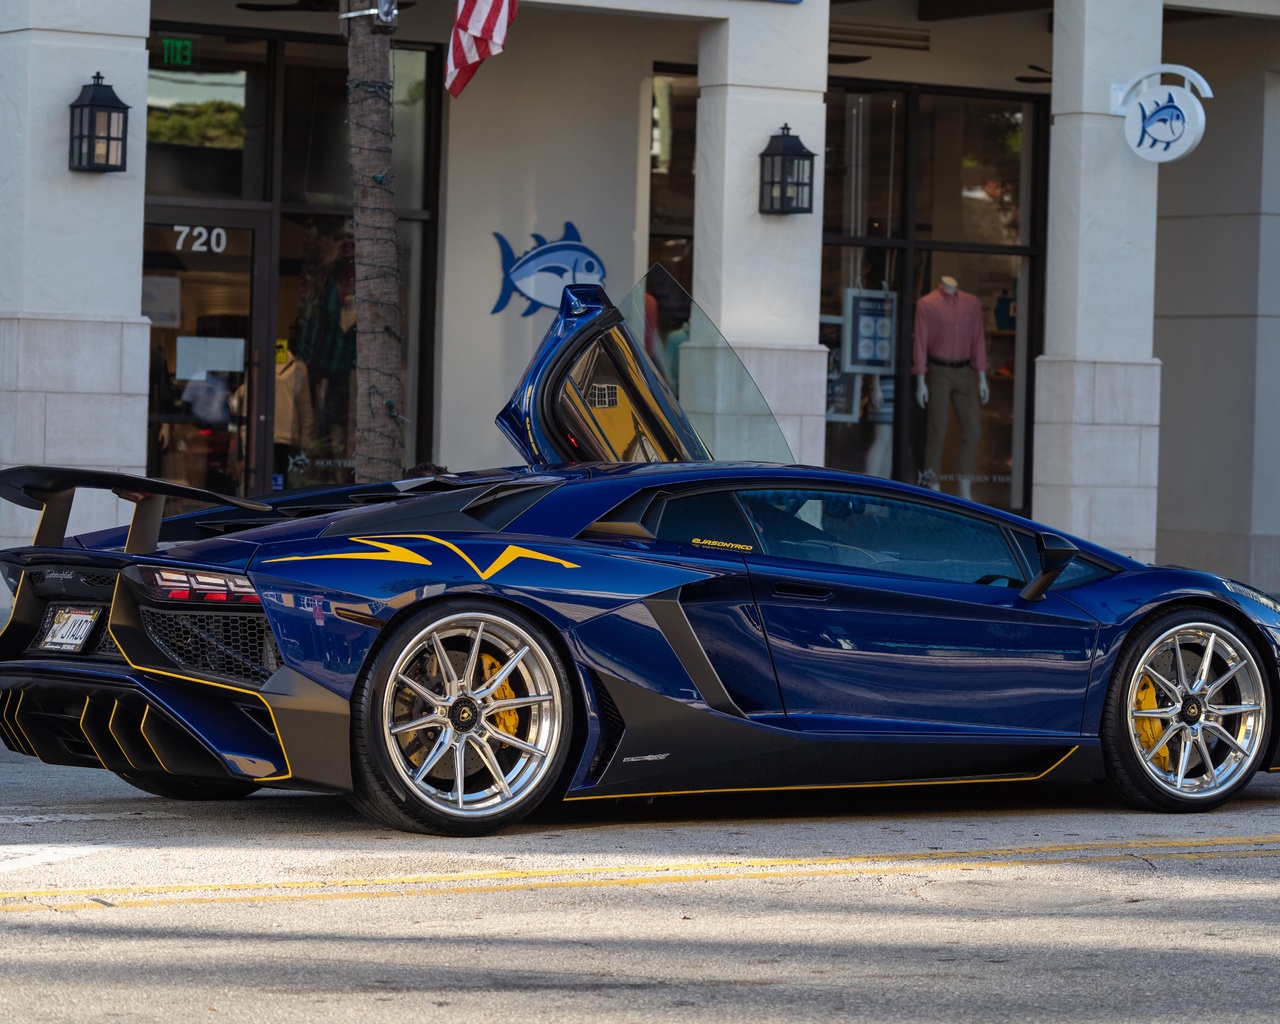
<box><xmin>771</xmin><ymin>582</ymin><xmax>834</xmax><ymax>601</ymax></box>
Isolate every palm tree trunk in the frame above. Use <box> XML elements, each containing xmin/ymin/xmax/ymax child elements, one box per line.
<box><xmin>345</xmin><ymin>3</ymin><xmax>403</xmax><ymax>481</ymax></box>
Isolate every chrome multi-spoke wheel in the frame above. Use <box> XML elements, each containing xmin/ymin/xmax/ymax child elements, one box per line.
<box><xmin>350</xmin><ymin>602</ymin><xmax>573</xmax><ymax>835</ymax></box>
<box><xmin>1103</xmin><ymin>609</ymin><xmax>1271</xmax><ymax>811</ymax></box>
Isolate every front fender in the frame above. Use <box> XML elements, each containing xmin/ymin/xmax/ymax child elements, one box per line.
<box><xmin>1060</xmin><ymin>567</ymin><xmax>1280</xmax><ymax>743</ymax></box>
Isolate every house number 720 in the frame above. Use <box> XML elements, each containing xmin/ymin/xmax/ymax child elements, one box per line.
<box><xmin>173</xmin><ymin>225</ymin><xmax>227</xmax><ymax>253</ymax></box>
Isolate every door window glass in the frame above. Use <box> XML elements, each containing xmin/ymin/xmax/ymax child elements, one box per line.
<box><xmin>142</xmin><ymin>223</ymin><xmax>254</xmax><ymax>498</ymax></box>
<box><xmin>146</xmin><ymin>34</ymin><xmax>268</xmax><ymax>200</ymax></box>
<box><xmin>737</xmin><ymin>488</ymin><xmax>1022</xmax><ymax>585</ymax></box>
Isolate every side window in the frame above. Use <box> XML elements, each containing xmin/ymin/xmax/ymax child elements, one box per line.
<box><xmin>654</xmin><ymin>491</ymin><xmax>758</xmax><ymax>554</ymax></box>
<box><xmin>736</xmin><ymin>489</ymin><xmax>1023</xmax><ymax>585</ymax></box>
<box><xmin>1052</xmin><ymin>558</ymin><xmax>1114</xmax><ymax>589</ymax></box>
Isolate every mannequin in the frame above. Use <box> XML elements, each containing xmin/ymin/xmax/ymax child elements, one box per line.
<box><xmin>274</xmin><ymin>346</ymin><xmax>315</xmax><ymax>484</ymax></box>
<box><xmin>912</xmin><ymin>276</ymin><xmax>989</xmax><ymax>500</ymax></box>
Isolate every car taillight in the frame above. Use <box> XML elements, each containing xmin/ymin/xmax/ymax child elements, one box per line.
<box><xmin>138</xmin><ymin>567</ymin><xmax>261</xmax><ymax>604</ymax></box>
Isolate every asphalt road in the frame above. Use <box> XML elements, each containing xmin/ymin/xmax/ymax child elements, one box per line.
<box><xmin>3</xmin><ymin>744</ymin><xmax>1280</xmax><ymax>1023</ymax></box>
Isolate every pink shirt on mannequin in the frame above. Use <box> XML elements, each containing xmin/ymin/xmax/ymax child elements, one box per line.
<box><xmin>912</xmin><ymin>287</ymin><xmax>987</xmax><ymax>376</ymax></box>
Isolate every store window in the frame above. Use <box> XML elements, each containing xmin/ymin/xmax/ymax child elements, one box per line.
<box><xmin>649</xmin><ymin>68</ymin><xmax>698</xmax><ymax>303</ymax></box>
<box><xmin>273</xmin><ymin>47</ymin><xmax>432</xmax><ymax>489</ymax></box>
<box><xmin>282</xmin><ymin>43</ymin><xmax>352</xmax><ymax>207</ymax></box>
<box><xmin>821</xmin><ymin>244</ymin><xmax>903</xmax><ymax>482</ymax></box>
<box><xmin>824</xmin><ymin>89</ymin><xmax>906</xmax><ymax>239</ymax></box>
<box><xmin>908</xmin><ymin>251</ymin><xmax>1031</xmax><ymax>510</ymax></box>
<box><xmin>146</xmin><ymin>33</ymin><xmax>268</xmax><ymax>200</ymax></box>
<box><xmin>915</xmin><ymin>94</ymin><xmax>1034</xmax><ymax>246</ymax></box>
<box><xmin>145</xmin><ymin>26</ymin><xmax>440</xmax><ymax>497</ymax></box>
<box><xmin>642</xmin><ymin>72</ymin><xmax>1043</xmax><ymax>513</ymax></box>
<box><xmin>821</xmin><ymin>83</ymin><xmax>1045</xmax><ymax>515</ymax></box>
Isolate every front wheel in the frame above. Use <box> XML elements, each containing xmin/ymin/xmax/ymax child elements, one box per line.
<box><xmin>348</xmin><ymin>601</ymin><xmax>574</xmax><ymax>835</ymax></box>
<box><xmin>1101</xmin><ymin>608</ymin><xmax>1272</xmax><ymax>811</ymax></box>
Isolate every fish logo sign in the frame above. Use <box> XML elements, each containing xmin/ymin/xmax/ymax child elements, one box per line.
<box><xmin>1120</xmin><ymin>78</ymin><xmax>1208</xmax><ymax>165</ymax></box>
<box><xmin>492</xmin><ymin>222</ymin><xmax>606</xmax><ymax>317</ymax></box>
<box><xmin>1136</xmin><ymin>92</ymin><xmax>1186</xmax><ymax>151</ymax></box>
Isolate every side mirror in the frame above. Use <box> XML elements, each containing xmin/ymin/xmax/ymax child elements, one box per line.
<box><xmin>1019</xmin><ymin>533</ymin><xmax>1078</xmax><ymax>602</ymax></box>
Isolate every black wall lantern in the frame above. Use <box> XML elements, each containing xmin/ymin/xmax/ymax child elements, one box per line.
<box><xmin>759</xmin><ymin>124</ymin><xmax>815</xmax><ymax>215</ymax></box>
<box><xmin>69</xmin><ymin>73</ymin><xmax>130</xmax><ymax>173</ymax></box>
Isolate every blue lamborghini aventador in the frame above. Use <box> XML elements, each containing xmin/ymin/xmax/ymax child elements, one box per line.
<box><xmin>1</xmin><ymin>279</ymin><xmax>1278</xmax><ymax>835</ymax></box>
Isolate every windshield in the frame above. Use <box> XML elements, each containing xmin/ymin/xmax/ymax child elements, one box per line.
<box><xmin>617</xmin><ymin>266</ymin><xmax>794</xmax><ymax>463</ymax></box>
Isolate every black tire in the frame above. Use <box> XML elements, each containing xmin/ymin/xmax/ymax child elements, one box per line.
<box><xmin>348</xmin><ymin>600</ymin><xmax>575</xmax><ymax>836</ymax></box>
<box><xmin>1101</xmin><ymin>606</ymin><xmax>1272</xmax><ymax>811</ymax></box>
<box><xmin>117</xmin><ymin>774</ymin><xmax>261</xmax><ymax>801</ymax></box>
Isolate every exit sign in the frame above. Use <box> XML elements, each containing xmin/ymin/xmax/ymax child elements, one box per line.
<box><xmin>160</xmin><ymin>36</ymin><xmax>198</xmax><ymax>68</ymax></box>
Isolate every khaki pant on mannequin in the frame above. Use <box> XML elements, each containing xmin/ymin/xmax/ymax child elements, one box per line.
<box><xmin>918</xmin><ymin>363</ymin><xmax>985</xmax><ymax>500</ymax></box>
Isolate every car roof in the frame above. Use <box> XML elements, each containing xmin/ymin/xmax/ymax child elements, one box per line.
<box><xmin>501</xmin><ymin>462</ymin><xmax>1141</xmax><ymax>568</ymax></box>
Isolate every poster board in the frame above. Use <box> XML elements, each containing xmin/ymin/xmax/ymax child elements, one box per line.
<box><xmin>841</xmin><ymin>288</ymin><xmax>896</xmax><ymax>374</ymax></box>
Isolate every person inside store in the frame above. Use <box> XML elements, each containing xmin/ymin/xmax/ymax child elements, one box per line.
<box><xmin>912</xmin><ymin>275</ymin><xmax>989</xmax><ymax>501</ymax></box>
<box><xmin>274</xmin><ymin>338</ymin><xmax>315</xmax><ymax>488</ymax></box>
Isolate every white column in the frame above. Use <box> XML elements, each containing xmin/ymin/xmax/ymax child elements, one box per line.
<box><xmin>0</xmin><ymin>1</ymin><xmax>150</xmax><ymax>550</ymax></box>
<box><xmin>692</xmin><ymin>4</ymin><xmax>830</xmax><ymax>466</ymax></box>
<box><xmin>1033</xmin><ymin>0</ymin><xmax>1164</xmax><ymax>561</ymax></box>
<box><xmin>1154</xmin><ymin>19</ymin><xmax>1280</xmax><ymax>589</ymax></box>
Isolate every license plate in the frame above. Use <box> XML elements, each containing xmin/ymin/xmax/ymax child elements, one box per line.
<box><xmin>39</xmin><ymin>607</ymin><xmax>101</xmax><ymax>653</ymax></box>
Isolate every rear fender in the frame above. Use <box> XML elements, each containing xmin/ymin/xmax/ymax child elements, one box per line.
<box><xmin>248</xmin><ymin>536</ymin><xmax>726</xmax><ymax>699</ymax></box>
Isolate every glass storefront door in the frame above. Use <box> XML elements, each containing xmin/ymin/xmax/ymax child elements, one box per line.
<box><xmin>822</xmin><ymin>83</ymin><xmax>1046</xmax><ymax>515</ymax></box>
<box><xmin>142</xmin><ymin>214</ymin><xmax>272</xmax><ymax>498</ymax></box>
<box><xmin>144</xmin><ymin>25</ymin><xmax>441</xmax><ymax>495</ymax></box>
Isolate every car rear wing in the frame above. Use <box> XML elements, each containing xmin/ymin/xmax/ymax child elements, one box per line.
<box><xmin>0</xmin><ymin>466</ymin><xmax>271</xmax><ymax>555</ymax></box>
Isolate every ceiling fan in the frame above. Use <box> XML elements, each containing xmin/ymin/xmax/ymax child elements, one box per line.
<box><xmin>1015</xmin><ymin>64</ymin><xmax>1052</xmax><ymax>84</ymax></box>
<box><xmin>236</xmin><ymin>1</ymin><xmax>414</xmax><ymax>12</ymax></box>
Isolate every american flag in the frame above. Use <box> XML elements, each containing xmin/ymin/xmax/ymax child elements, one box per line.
<box><xmin>446</xmin><ymin>0</ymin><xmax>518</xmax><ymax>97</ymax></box>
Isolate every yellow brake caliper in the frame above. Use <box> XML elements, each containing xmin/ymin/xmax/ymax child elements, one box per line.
<box><xmin>482</xmin><ymin>653</ymin><xmax>519</xmax><ymax>738</ymax></box>
<box><xmin>1135</xmin><ymin>675</ymin><xmax>1171</xmax><ymax>771</ymax></box>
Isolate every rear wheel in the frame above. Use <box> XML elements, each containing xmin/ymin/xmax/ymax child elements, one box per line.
<box><xmin>348</xmin><ymin>601</ymin><xmax>574</xmax><ymax>835</ymax></box>
<box><xmin>1101</xmin><ymin>608</ymin><xmax>1271</xmax><ymax>811</ymax></box>
<box><xmin>116</xmin><ymin>774</ymin><xmax>261</xmax><ymax>801</ymax></box>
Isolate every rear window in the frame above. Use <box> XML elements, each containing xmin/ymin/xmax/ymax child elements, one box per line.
<box><xmin>654</xmin><ymin>491</ymin><xmax>758</xmax><ymax>554</ymax></box>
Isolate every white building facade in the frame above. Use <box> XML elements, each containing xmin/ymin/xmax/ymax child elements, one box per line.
<box><xmin>2</xmin><ymin>0</ymin><xmax>1279</xmax><ymax>590</ymax></box>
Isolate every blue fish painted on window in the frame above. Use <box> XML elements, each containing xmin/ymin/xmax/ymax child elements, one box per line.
<box><xmin>1137</xmin><ymin>92</ymin><xmax>1186</xmax><ymax>151</ymax></box>
<box><xmin>492</xmin><ymin>222</ymin><xmax>606</xmax><ymax>316</ymax></box>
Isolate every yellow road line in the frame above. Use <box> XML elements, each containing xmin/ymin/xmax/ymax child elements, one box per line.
<box><xmin>2</xmin><ymin>835</ymin><xmax>1280</xmax><ymax>915</ymax></box>
<box><xmin>3</xmin><ymin>832</ymin><xmax>1279</xmax><ymax>901</ymax></box>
